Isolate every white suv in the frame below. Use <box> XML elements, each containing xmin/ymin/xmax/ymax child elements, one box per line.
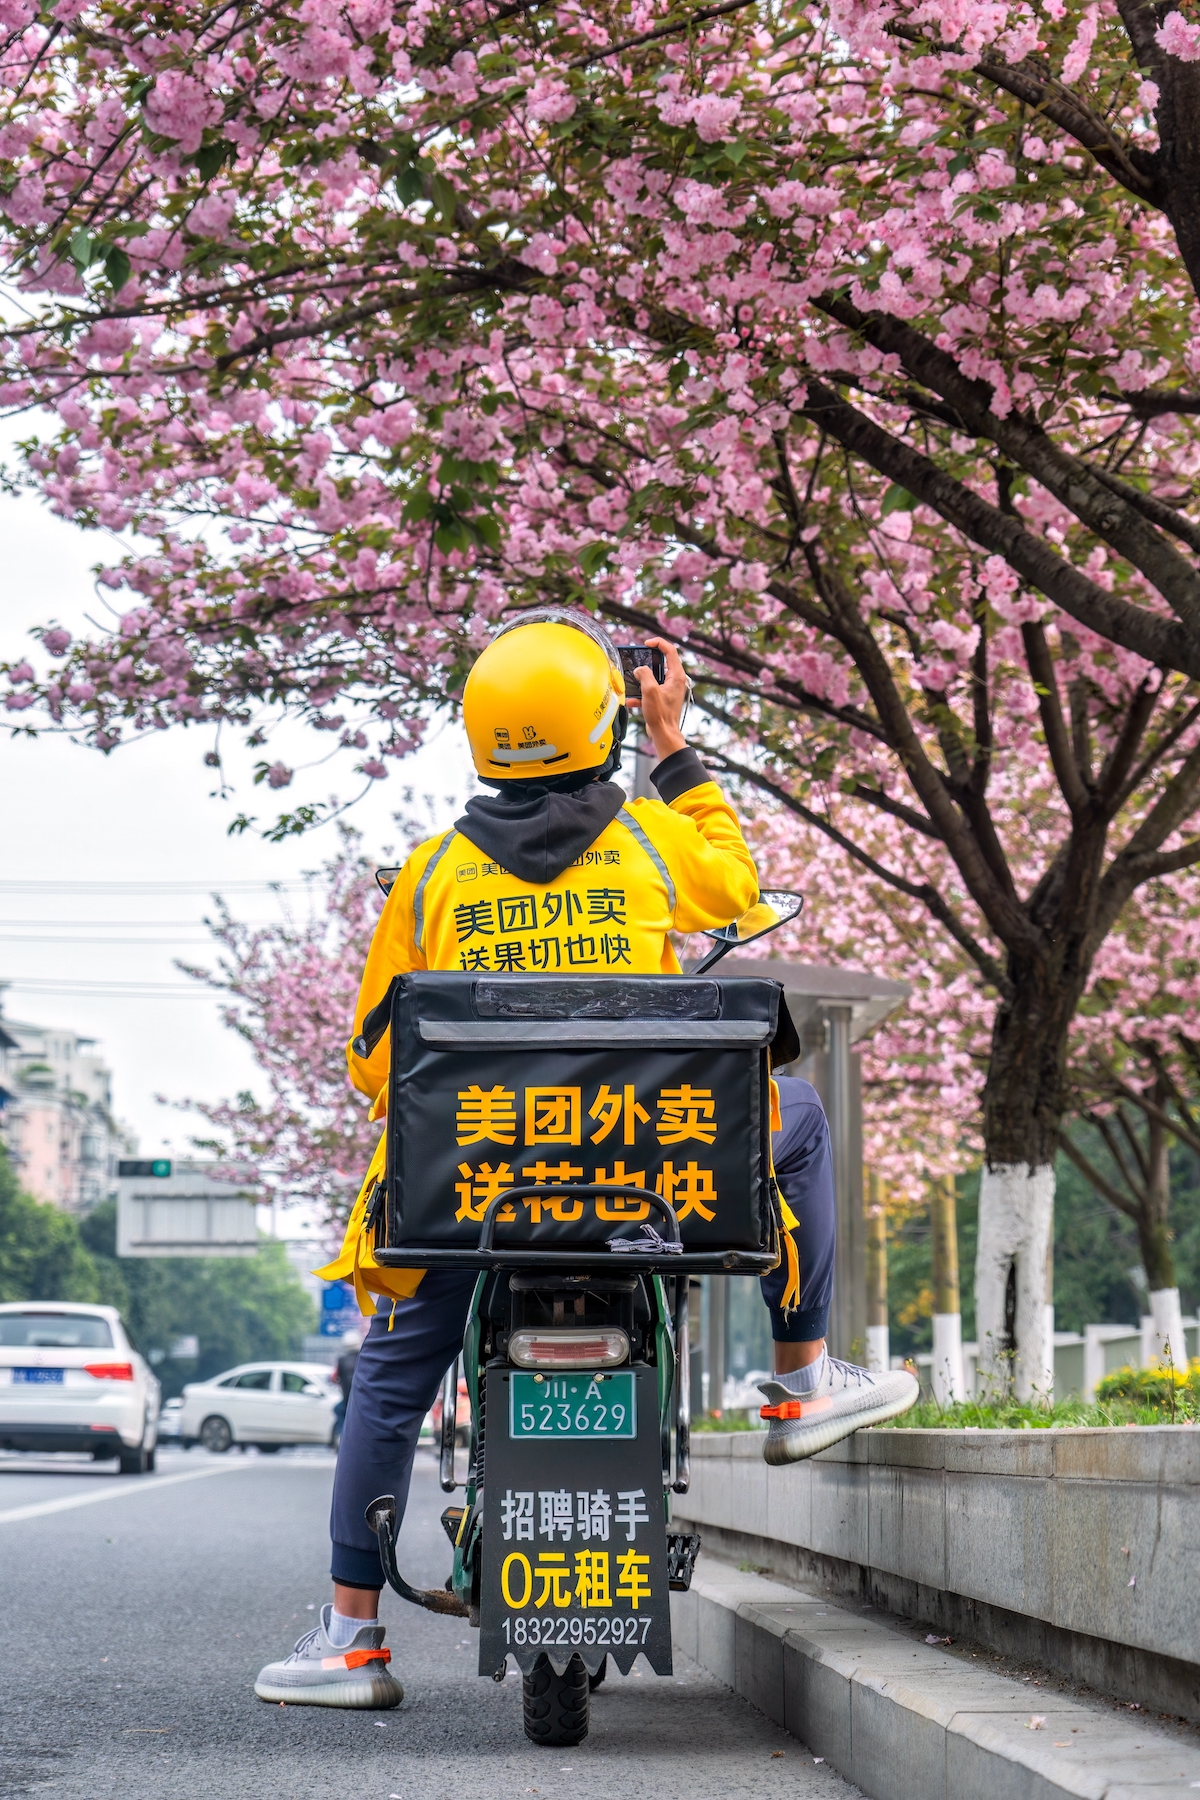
<box><xmin>179</xmin><ymin>1362</ymin><xmax>339</xmax><ymax>1453</ymax></box>
<box><xmin>0</xmin><ymin>1303</ymin><xmax>161</xmax><ymax>1474</ymax></box>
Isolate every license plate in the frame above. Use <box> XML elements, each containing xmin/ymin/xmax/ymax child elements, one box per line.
<box><xmin>12</xmin><ymin>1367</ymin><xmax>64</xmax><ymax>1384</ymax></box>
<box><xmin>509</xmin><ymin>1371</ymin><xmax>635</xmax><ymax>1439</ymax></box>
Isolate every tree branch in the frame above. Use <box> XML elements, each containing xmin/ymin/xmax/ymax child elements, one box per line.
<box><xmin>213</xmin><ymin>264</ymin><xmax>532</xmax><ymax>370</ymax></box>
<box><xmin>816</xmin><ymin>299</ymin><xmax>1200</xmax><ymax>636</ymax></box>
<box><xmin>703</xmin><ymin>736</ymin><xmax>1013</xmax><ymax>994</ymax></box>
<box><xmin>1021</xmin><ymin>621</ymin><xmax>1090</xmax><ymax>813</ymax></box>
<box><xmin>1093</xmin><ymin>1109</ymin><xmax>1148</xmax><ymax>1203</ymax></box>
<box><xmin>799</xmin><ymin>378</ymin><xmax>1200</xmax><ymax>678</ymax></box>
<box><xmin>1095</xmin><ymin>677</ymin><xmax>1158</xmax><ymax>808</ymax></box>
<box><xmin>886</xmin><ymin>21</ymin><xmax>1163</xmax><ymax>204</ymax></box>
<box><xmin>1087</xmin><ymin>465</ymin><xmax>1200</xmax><ymax>558</ymax></box>
<box><xmin>1058</xmin><ymin>1128</ymin><xmax>1142</xmax><ymax>1221</ymax></box>
<box><xmin>570</xmin><ymin>0</ymin><xmax>756</xmax><ymax>66</ymax></box>
<box><xmin>798</xmin><ymin>542</ymin><xmax>1033</xmax><ymax>945</ymax></box>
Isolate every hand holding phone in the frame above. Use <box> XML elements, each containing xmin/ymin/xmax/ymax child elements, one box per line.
<box><xmin>616</xmin><ymin>645</ymin><xmax>667</xmax><ymax>699</ymax></box>
<box><xmin>619</xmin><ymin>637</ymin><xmax>688</xmax><ymax>762</ymax></box>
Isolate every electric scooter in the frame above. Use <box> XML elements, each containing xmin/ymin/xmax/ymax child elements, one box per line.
<box><xmin>360</xmin><ymin>891</ymin><xmax>802</xmax><ymax>1746</ymax></box>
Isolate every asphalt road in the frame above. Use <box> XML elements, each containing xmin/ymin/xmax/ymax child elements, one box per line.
<box><xmin>0</xmin><ymin>1443</ymin><xmax>862</xmax><ymax>1800</ymax></box>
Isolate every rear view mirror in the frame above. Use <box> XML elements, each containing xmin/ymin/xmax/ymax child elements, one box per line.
<box><xmin>691</xmin><ymin>889</ymin><xmax>803</xmax><ymax>975</ymax></box>
<box><xmin>701</xmin><ymin>889</ymin><xmax>804</xmax><ymax>948</ymax></box>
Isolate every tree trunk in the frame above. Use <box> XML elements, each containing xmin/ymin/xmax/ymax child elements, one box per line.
<box><xmin>1139</xmin><ymin>1083</ymin><xmax>1181</xmax><ymax>1366</ymax></box>
<box><xmin>865</xmin><ymin>1171</ymin><xmax>889</xmax><ymax>1374</ymax></box>
<box><xmin>977</xmin><ymin>963</ymin><xmax>1080</xmax><ymax>1401</ymax></box>
<box><xmin>930</xmin><ymin>1175</ymin><xmax>967</xmax><ymax>1403</ymax></box>
<box><xmin>976</xmin><ymin>1163</ymin><xmax>1055</xmax><ymax>1400</ymax></box>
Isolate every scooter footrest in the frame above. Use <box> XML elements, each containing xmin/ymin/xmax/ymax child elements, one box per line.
<box><xmin>440</xmin><ymin>1504</ymin><xmax>467</xmax><ymax>1547</ymax></box>
<box><xmin>667</xmin><ymin>1530</ymin><xmax>701</xmax><ymax>1591</ymax></box>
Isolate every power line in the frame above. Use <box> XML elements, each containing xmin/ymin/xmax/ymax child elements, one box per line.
<box><xmin>0</xmin><ymin>918</ymin><xmax>276</xmax><ymax>927</ymax></box>
<box><xmin>2</xmin><ymin>977</ymin><xmax>217</xmax><ymax>997</ymax></box>
<box><xmin>0</xmin><ymin>878</ymin><xmax>316</xmax><ymax>894</ymax></box>
<box><xmin>0</xmin><ymin>935</ymin><xmax>215</xmax><ymax>945</ymax></box>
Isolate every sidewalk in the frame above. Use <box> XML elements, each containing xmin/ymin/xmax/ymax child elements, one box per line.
<box><xmin>671</xmin><ymin>1553</ymin><xmax>1200</xmax><ymax>1799</ymax></box>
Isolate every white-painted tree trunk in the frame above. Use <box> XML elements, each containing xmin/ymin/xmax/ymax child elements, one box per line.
<box><xmin>866</xmin><ymin>1323</ymin><xmax>890</xmax><ymax>1374</ymax></box>
<box><xmin>975</xmin><ymin>1162</ymin><xmax>1054</xmax><ymax>1402</ymax></box>
<box><xmin>1147</xmin><ymin>1287</ymin><xmax>1185</xmax><ymax>1369</ymax></box>
<box><xmin>931</xmin><ymin>1312</ymin><xmax>966</xmax><ymax>1403</ymax></box>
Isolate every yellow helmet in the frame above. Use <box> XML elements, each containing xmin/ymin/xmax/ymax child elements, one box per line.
<box><xmin>463</xmin><ymin>611</ymin><xmax>626</xmax><ymax>781</ymax></box>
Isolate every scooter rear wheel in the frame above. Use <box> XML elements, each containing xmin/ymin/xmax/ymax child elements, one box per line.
<box><xmin>522</xmin><ymin>1653</ymin><xmax>589</xmax><ymax>1746</ymax></box>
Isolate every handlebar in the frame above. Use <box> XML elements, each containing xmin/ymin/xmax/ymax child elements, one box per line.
<box><xmin>476</xmin><ymin>1185</ymin><xmax>681</xmax><ymax>1254</ymax></box>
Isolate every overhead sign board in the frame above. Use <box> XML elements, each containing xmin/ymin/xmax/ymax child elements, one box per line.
<box><xmin>116</xmin><ymin>1161</ymin><xmax>259</xmax><ymax>1258</ymax></box>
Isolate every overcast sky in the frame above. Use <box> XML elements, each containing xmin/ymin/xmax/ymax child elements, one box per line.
<box><xmin>0</xmin><ymin>477</ymin><xmax>474</xmax><ymax>1174</ymax></box>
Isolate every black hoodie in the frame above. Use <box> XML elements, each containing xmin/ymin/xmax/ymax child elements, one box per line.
<box><xmin>453</xmin><ymin>747</ymin><xmax>709</xmax><ymax>885</ymax></box>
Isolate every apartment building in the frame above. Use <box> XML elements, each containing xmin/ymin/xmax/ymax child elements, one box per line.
<box><xmin>0</xmin><ymin>991</ymin><xmax>126</xmax><ymax>1211</ymax></box>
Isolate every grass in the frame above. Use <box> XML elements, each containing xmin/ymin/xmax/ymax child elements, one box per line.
<box><xmin>880</xmin><ymin>1395</ymin><xmax>1199</xmax><ymax>1429</ymax></box>
<box><xmin>692</xmin><ymin>1362</ymin><xmax>1200</xmax><ymax>1431</ymax></box>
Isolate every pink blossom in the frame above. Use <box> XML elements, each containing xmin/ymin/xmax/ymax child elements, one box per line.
<box><xmin>41</xmin><ymin>629</ymin><xmax>72</xmax><ymax>656</ymax></box>
<box><xmin>143</xmin><ymin>72</ymin><xmax>221</xmax><ymax>154</ymax></box>
<box><xmin>3</xmin><ymin>176</ymin><xmax>48</xmax><ymax>227</ymax></box>
<box><xmin>526</xmin><ymin>77</ymin><xmax>576</xmax><ymax>122</ymax></box>
<box><xmin>265</xmin><ymin>761</ymin><xmax>293</xmax><ymax>788</ymax></box>
<box><xmin>1060</xmin><ymin>5</ymin><xmax>1098</xmax><ymax>81</ymax></box>
<box><xmin>1156</xmin><ymin>9</ymin><xmax>1200</xmax><ymax>59</ymax></box>
<box><xmin>189</xmin><ymin>193</ymin><xmax>236</xmax><ymax>239</ymax></box>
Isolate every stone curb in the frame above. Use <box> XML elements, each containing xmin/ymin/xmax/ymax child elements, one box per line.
<box><xmin>670</xmin><ymin>1555</ymin><xmax>1200</xmax><ymax>1799</ymax></box>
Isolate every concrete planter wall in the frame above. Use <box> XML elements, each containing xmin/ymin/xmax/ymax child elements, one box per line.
<box><xmin>673</xmin><ymin>1426</ymin><xmax>1200</xmax><ymax>1718</ymax></box>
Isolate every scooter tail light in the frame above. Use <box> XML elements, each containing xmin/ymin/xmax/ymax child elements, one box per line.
<box><xmin>508</xmin><ymin>1329</ymin><xmax>630</xmax><ymax>1370</ymax></box>
<box><xmin>83</xmin><ymin>1362</ymin><xmax>135</xmax><ymax>1381</ymax></box>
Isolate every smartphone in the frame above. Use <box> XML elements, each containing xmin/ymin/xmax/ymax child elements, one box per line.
<box><xmin>616</xmin><ymin>644</ymin><xmax>667</xmax><ymax>700</ymax></box>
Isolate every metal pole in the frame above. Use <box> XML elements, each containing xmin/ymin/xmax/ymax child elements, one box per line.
<box><xmin>689</xmin><ymin>1277</ymin><xmax>705</xmax><ymax>1418</ymax></box>
<box><xmin>629</xmin><ymin>718</ymin><xmax>657</xmax><ymax>801</ymax></box>
<box><xmin>672</xmin><ymin>1276</ymin><xmax>691</xmax><ymax>1493</ymax></box>
<box><xmin>866</xmin><ymin>1170</ymin><xmax>889</xmax><ymax>1372</ymax></box>
<box><xmin>931</xmin><ymin>1175</ymin><xmax>967</xmax><ymax>1402</ymax></box>
<box><xmin>825</xmin><ymin>1004</ymin><xmax>862</xmax><ymax>1361</ymax></box>
<box><xmin>703</xmin><ymin>1276</ymin><xmax>727</xmax><ymax>1415</ymax></box>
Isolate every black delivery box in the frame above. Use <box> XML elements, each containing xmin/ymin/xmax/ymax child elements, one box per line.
<box><xmin>370</xmin><ymin>972</ymin><xmax>789</xmax><ymax>1272</ymax></box>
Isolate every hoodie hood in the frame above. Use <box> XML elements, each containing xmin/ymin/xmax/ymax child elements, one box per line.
<box><xmin>455</xmin><ymin>780</ymin><xmax>626</xmax><ymax>886</ymax></box>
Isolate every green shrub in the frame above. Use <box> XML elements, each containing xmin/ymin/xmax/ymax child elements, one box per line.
<box><xmin>1095</xmin><ymin>1360</ymin><xmax>1200</xmax><ymax>1413</ymax></box>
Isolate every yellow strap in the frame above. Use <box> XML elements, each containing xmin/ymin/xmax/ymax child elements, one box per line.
<box><xmin>780</xmin><ymin>1227</ymin><xmax>802</xmax><ymax>1314</ymax></box>
<box><xmin>313</xmin><ymin>1134</ymin><xmax>427</xmax><ymax>1313</ymax></box>
<box><xmin>773</xmin><ymin>1158</ymin><xmax>802</xmax><ymax>1316</ymax></box>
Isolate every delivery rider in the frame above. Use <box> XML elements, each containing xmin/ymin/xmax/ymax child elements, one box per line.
<box><xmin>252</xmin><ymin>609</ymin><xmax>915</xmax><ymax>1712</ymax></box>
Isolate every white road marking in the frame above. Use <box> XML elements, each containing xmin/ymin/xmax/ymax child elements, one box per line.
<box><xmin>0</xmin><ymin>1460</ymin><xmax>262</xmax><ymax>1526</ymax></box>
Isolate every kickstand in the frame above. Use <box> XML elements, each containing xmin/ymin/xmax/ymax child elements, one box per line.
<box><xmin>365</xmin><ymin>1494</ymin><xmax>469</xmax><ymax>1617</ymax></box>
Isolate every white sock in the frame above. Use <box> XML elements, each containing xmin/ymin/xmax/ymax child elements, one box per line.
<box><xmin>778</xmin><ymin>1351</ymin><xmax>826</xmax><ymax>1395</ymax></box>
<box><xmin>327</xmin><ymin>1606</ymin><xmax>377</xmax><ymax>1647</ymax></box>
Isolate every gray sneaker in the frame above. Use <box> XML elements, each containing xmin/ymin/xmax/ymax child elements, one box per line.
<box><xmin>758</xmin><ymin>1358</ymin><xmax>919</xmax><ymax>1465</ymax></box>
<box><xmin>254</xmin><ymin>1605</ymin><xmax>403</xmax><ymax>1708</ymax></box>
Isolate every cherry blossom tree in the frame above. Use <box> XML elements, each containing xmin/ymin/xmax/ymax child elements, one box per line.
<box><xmin>179</xmin><ymin>829</ymin><xmax>382</xmax><ymax>1218</ymax></box>
<box><xmin>1059</xmin><ymin>883</ymin><xmax>1200</xmax><ymax>1361</ymax></box>
<box><xmin>4</xmin><ymin>0</ymin><xmax>1200</xmax><ymax>1389</ymax></box>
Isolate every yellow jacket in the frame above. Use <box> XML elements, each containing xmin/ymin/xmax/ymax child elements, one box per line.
<box><xmin>317</xmin><ymin>765</ymin><xmax>760</xmax><ymax>1311</ymax></box>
